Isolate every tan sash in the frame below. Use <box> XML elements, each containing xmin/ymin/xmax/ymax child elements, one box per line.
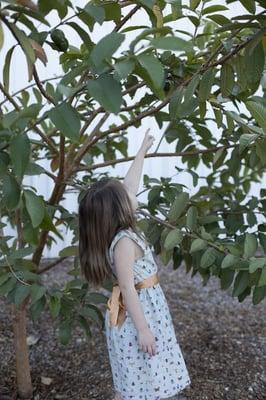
<box><xmin>107</xmin><ymin>273</ymin><xmax>159</xmax><ymax>328</ymax></box>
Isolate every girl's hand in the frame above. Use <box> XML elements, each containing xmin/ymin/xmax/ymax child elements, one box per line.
<box><xmin>137</xmin><ymin>326</ymin><xmax>157</xmax><ymax>356</ymax></box>
<box><xmin>140</xmin><ymin>128</ymin><xmax>155</xmax><ymax>154</ymax></box>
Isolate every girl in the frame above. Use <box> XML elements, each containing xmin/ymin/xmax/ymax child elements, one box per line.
<box><xmin>78</xmin><ymin>130</ymin><xmax>191</xmax><ymax>400</ymax></box>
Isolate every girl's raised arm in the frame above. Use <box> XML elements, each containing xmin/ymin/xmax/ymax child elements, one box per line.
<box><xmin>123</xmin><ymin>129</ymin><xmax>155</xmax><ymax>196</ymax></box>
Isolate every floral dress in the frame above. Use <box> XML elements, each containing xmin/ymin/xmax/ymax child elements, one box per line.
<box><xmin>104</xmin><ymin>228</ymin><xmax>191</xmax><ymax>400</ymax></box>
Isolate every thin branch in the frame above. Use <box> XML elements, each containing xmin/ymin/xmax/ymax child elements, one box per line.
<box><xmin>32</xmin><ymin>66</ymin><xmax>56</xmax><ymax>105</ymax></box>
<box><xmin>5</xmin><ymin>255</ymin><xmax>31</xmax><ymax>286</ymax></box>
<box><xmin>58</xmin><ymin>135</ymin><xmax>65</xmax><ymax>182</ymax></box>
<box><xmin>37</xmin><ymin>256</ymin><xmax>69</xmax><ymax>274</ymax></box>
<box><xmin>0</xmin><ymin>75</ymin><xmax>64</xmax><ymax>108</ymax></box>
<box><xmin>114</xmin><ymin>4</ymin><xmax>141</xmax><ymax>31</ymax></box>
<box><xmin>76</xmin><ymin>144</ymin><xmax>236</xmax><ymax>172</ymax></box>
<box><xmin>0</xmin><ymin>82</ymin><xmax>20</xmax><ymax>110</ymax></box>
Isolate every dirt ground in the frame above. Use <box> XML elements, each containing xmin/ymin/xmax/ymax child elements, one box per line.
<box><xmin>0</xmin><ymin>256</ymin><xmax>265</xmax><ymax>400</ymax></box>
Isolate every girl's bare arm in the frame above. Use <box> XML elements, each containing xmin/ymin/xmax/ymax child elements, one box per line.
<box><xmin>123</xmin><ymin>129</ymin><xmax>155</xmax><ymax>196</ymax></box>
<box><xmin>113</xmin><ymin>236</ymin><xmax>149</xmax><ymax>332</ymax></box>
<box><xmin>113</xmin><ymin>236</ymin><xmax>156</xmax><ymax>356</ymax></box>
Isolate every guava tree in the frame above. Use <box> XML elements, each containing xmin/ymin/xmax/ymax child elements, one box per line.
<box><xmin>0</xmin><ymin>0</ymin><xmax>266</xmax><ymax>398</ymax></box>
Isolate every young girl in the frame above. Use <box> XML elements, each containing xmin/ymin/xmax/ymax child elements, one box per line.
<box><xmin>78</xmin><ymin>130</ymin><xmax>191</xmax><ymax>399</ymax></box>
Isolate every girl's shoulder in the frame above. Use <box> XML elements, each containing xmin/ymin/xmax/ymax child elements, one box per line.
<box><xmin>108</xmin><ymin>228</ymin><xmax>147</xmax><ymax>264</ymax></box>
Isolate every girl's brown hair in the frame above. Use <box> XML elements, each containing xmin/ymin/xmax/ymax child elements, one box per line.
<box><xmin>78</xmin><ymin>177</ymin><xmax>141</xmax><ymax>288</ymax></box>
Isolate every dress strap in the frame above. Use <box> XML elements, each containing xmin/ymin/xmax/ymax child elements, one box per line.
<box><xmin>108</xmin><ymin>228</ymin><xmax>147</xmax><ymax>266</ymax></box>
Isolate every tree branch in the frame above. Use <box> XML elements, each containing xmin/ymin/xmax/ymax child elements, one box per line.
<box><xmin>114</xmin><ymin>5</ymin><xmax>141</xmax><ymax>32</ymax></box>
<box><xmin>0</xmin><ymin>75</ymin><xmax>64</xmax><ymax>108</ymax></box>
<box><xmin>32</xmin><ymin>66</ymin><xmax>56</xmax><ymax>105</ymax></box>
<box><xmin>37</xmin><ymin>256</ymin><xmax>69</xmax><ymax>275</ymax></box>
<box><xmin>75</xmin><ymin>144</ymin><xmax>236</xmax><ymax>172</ymax></box>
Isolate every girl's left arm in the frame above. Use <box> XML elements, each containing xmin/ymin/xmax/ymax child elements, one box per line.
<box><xmin>123</xmin><ymin>129</ymin><xmax>155</xmax><ymax>196</ymax></box>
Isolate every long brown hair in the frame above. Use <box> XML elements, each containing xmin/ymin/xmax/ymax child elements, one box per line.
<box><xmin>78</xmin><ymin>177</ymin><xmax>141</xmax><ymax>288</ymax></box>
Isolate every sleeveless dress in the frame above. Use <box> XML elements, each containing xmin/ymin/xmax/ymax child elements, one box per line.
<box><xmin>104</xmin><ymin>228</ymin><xmax>191</xmax><ymax>400</ymax></box>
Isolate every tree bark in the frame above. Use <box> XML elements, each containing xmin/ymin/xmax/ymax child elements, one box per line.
<box><xmin>12</xmin><ymin>300</ymin><xmax>33</xmax><ymax>399</ymax></box>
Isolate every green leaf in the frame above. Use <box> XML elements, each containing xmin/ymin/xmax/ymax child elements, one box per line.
<box><xmin>198</xmin><ymin>69</ymin><xmax>215</xmax><ymax>101</ymax></box>
<box><xmin>86</xmin><ymin>292</ymin><xmax>108</xmax><ymax>304</ymax></box>
<box><xmin>239</xmin><ymin>0</ymin><xmax>256</xmax><ymax>14</ymax></box>
<box><xmin>190</xmin><ymin>238</ymin><xmax>207</xmax><ymax>253</ymax></box>
<box><xmin>137</xmin><ymin>53</ymin><xmax>164</xmax><ymax>89</ymax></box>
<box><xmin>183</xmin><ymin>75</ymin><xmax>200</xmax><ymax>104</ymax></box>
<box><xmin>29</xmin><ymin>296</ymin><xmax>46</xmax><ymax>321</ymax></box>
<box><xmin>246</xmin><ymin>101</ymin><xmax>266</xmax><ymax>132</ymax></box>
<box><xmin>89</xmin><ymin>32</ymin><xmax>124</xmax><ymax>67</ymax></box>
<box><xmin>255</xmin><ymin>139</ymin><xmax>266</xmax><ymax>164</ymax></box>
<box><xmin>85</xmin><ymin>2</ymin><xmax>105</xmax><ymax>24</ymax></box>
<box><xmin>200</xmin><ymin>247</ymin><xmax>217</xmax><ymax>268</ymax></box>
<box><xmin>150</xmin><ymin>36</ymin><xmax>193</xmax><ymax>52</ymax></box>
<box><xmin>114</xmin><ymin>59</ymin><xmax>135</xmax><ymax>80</ymax></box>
<box><xmin>59</xmin><ymin>320</ymin><xmax>73</xmax><ymax>345</ymax></box>
<box><xmin>239</xmin><ymin>133</ymin><xmax>258</xmax><ymax>154</ymax></box>
<box><xmin>164</xmin><ymin>228</ymin><xmax>183</xmax><ymax>250</ymax></box>
<box><xmin>220</xmin><ymin>269</ymin><xmax>235</xmax><ymax>290</ymax></box>
<box><xmin>220</xmin><ymin>63</ymin><xmax>234</xmax><ymax>97</ymax></box>
<box><xmin>257</xmin><ymin>267</ymin><xmax>266</xmax><ymax>287</ymax></box>
<box><xmin>24</xmin><ymin>190</ymin><xmax>45</xmax><ymax>228</ymax></box>
<box><xmin>2</xmin><ymin>174</ymin><xmax>20</xmax><ymax>209</ymax></box>
<box><xmin>168</xmin><ymin>192</ymin><xmax>190</xmax><ymax>223</ymax></box>
<box><xmin>249</xmin><ymin>258</ymin><xmax>266</xmax><ymax>273</ymax></box>
<box><xmin>9</xmin><ymin>134</ymin><xmax>31</xmax><ymax>178</ymax></box>
<box><xmin>202</xmin><ymin>5</ymin><xmax>229</xmax><ymax>15</ymax></box>
<box><xmin>103</xmin><ymin>2</ymin><xmax>121</xmax><ymax>22</ymax></box>
<box><xmin>207</xmin><ymin>14</ymin><xmax>231</xmax><ymax>25</ymax></box>
<box><xmin>243</xmin><ymin>233</ymin><xmax>257</xmax><ymax>258</ymax></box>
<box><xmin>169</xmin><ymin>86</ymin><xmax>183</xmax><ymax>120</ymax></box>
<box><xmin>10</xmin><ymin>23</ymin><xmax>35</xmax><ymax>63</ymax></box>
<box><xmin>30</xmin><ymin>284</ymin><xmax>46</xmax><ymax>304</ymax></box>
<box><xmin>14</xmin><ymin>284</ymin><xmax>31</xmax><ymax>306</ymax></box>
<box><xmin>25</xmin><ymin>162</ymin><xmax>45</xmax><ymax>176</ymax></box>
<box><xmin>48</xmin><ymin>103</ymin><xmax>81</xmax><ymax>142</ymax></box>
<box><xmin>0</xmin><ymin>274</ymin><xmax>10</xmax><ymax>287</ymax></box>
<box><xmin>66</xmin><ymin>22</ymin><xmax>94</xmax><ymax>50</ymax></box>
<box><xmin>0</xmin><ymin>21</ymin><xmax>3</xmax><ymax>50</ymax></box>
<box><xmin>9</xmin><ymin>246</ymin><xmax>34</xmax><ymax>260</ymax></box>
<box><xmin>190</xmin><ymin>0</ymin><xmax>201</xmax><ymax>10</ymax></box>
<box><xmin>186</xmin><ymin>206</ymin><xmax>198</xmax><ymax>230</ymax></box>
<box><xmin>252</xmin><ymin>285</ymin><xmax>266</xmax><ymax>305</ymax></box>
<box><xmin>221</xmin><ymin>254</ymin><xmax>239</xmax><ymax>269</ymax></box>
<box><xmin>3</xmin><ymin>46</ymin><xmax>15</xmax><ymax>92</ymax></box>
<box><xmin>39</xmin><ymin>0</ymin><xmax>68</xmax><ymax>18</ymax></box>
<box><xmin>79</xmin><ymin>306</ymin><xmax>100</xmax><ymax>323</ymax></box>
<box><xmin>49</xmin><ymin>295</ymin><xmax>61</xmax><ymax>318</ymax></box>
<box><xmin>87</xmin><ymin>74</ymin><xmax>122</xmax><ymax>114</ymax></box>
<box><xmin>59</xmin><ymin>246</ymin><xmax>78</xmax><ymax>257</ymax></box>
<box><xmin>0</xmin><ymin>277</ymin><xmax>16</xmax><ymax>296</ymax></box>
<box><xmin>232</xmin><ymin>271</ymin><xmax>249</xmax><ymax>297</ymax></box>
<box><xmin>244</xmin><ymin>41</ymin><xmax>264</xmax><ymax>84</ymax></box>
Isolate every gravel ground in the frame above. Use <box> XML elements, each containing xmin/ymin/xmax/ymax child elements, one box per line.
<box><xmin>0</xmin><ymin>255</ymin><xmax>265</xmax><ymax>400</ymax></box>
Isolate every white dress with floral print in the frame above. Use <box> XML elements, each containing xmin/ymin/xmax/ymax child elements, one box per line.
<box><xmin>104</xmin><ymin>228</ymin><xmax>191</xmax><ymax>400</ymax></box>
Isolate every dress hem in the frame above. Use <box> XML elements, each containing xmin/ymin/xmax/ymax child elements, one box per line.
<box><xmin>115</xmin><ymin>379</ymin><xmax>191</xmax><ymax>400</ymax></box>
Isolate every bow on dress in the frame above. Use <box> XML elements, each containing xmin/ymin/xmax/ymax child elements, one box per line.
<box><xmin>107</xmin><ymin>273</ymin><xmax>159</xmax><ymax>328</ymax></box>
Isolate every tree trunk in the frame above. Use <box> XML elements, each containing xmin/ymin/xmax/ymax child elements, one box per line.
<box><xmin>12</xmin><ymin>300</ymin><xmax>33</xmax><ymax>399</ymax></box>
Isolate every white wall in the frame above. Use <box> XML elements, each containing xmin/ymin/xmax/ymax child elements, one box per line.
<box><xmin>1</xmin><ymin>1</ymin><xmax>265</xmax><ymax>257</ymax></box>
